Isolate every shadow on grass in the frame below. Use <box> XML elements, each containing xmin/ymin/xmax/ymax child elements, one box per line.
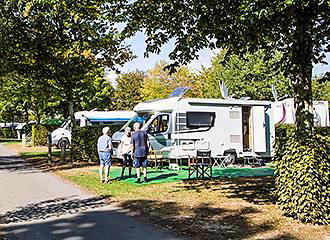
<box><xmin>147</xmin><ymin>173</ymin><xmax>178</xmax><ymax>182</ymax></box>
<box><xmin>119</xmin><ymin>199</ymin><xmax>296</xmax><ymax>240</ymax></box>
<box><xmin>175</xmin><ymin>176</ymin><xmax>276</xmax><ymax>205</ymax></box>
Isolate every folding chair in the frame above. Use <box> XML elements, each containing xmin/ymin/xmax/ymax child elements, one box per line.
<box><xmin>148</xmin><ymin>149</ymin><xmax>164</xmax><ymax>170</ymax></box>
<box><xmin>243</xmin><ymin>152</ymin><xmax>262</xmax><ymax>167</ymax></box>
<box><xmin>188</xmin><ymin>150</ymin><xmax>212</xmax><ymax>179</ymax></box>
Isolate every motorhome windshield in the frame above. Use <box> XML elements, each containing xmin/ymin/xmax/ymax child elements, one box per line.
<box><xmin>120</xmin><ymin>113</ymin><xmax>153</xmax><ymax>132</ymax></box>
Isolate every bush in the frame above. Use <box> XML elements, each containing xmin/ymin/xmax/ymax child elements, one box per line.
<box><xmin>275</xmin><ymin>125</ymin><xmax>330</xmax><ymax>225</ymax></box>
<box><xmin>0</xmin><ymin>128</ymin><xmax>17</xmax><ymax>139</ymax></box>
<box><xmin>32</xmin><ymin>125</ymin><xmax>48</xmax><ymax>146</ymax></box>
<box><xmin>71</xmin><ymin>125</ymin><xmax>122</xmax><ymax>163</ymax></box>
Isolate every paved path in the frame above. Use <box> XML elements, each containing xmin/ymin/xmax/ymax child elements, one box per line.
<box><xmin>0</xmin><ymin>144</ymin><xmax>184</xmax><ymax>240</ymax></box>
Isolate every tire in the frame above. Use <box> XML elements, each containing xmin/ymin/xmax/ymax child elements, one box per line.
<box><xmin>57</xmin><ymin>138</ymin><xmax>70</xmax><ymax>149</ymax></box>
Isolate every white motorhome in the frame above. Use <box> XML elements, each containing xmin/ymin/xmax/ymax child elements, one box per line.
<box><xmin>272</xmin><ymin>98</ymin><xmax>329</xmax><ymax>127</ymax></box>
<box><xmin>51</xmin><ymin>110</ymin><xmax>136</xmax><ymax>148</ymax></box>
<box><xmin>112</xmin><ymin>97</ymin><xmax>275</xmax><ymax>160</ymax></box>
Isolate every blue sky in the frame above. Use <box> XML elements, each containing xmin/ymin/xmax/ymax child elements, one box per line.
<box><xmin>108</xmin><ymin>32</ymin><xmax>330</xmax><ymax>80</ymax></box>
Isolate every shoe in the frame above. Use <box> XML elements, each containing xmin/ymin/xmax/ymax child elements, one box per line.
<box><xmin>104</xmin><ymin>180</ymin><xmax>111</xmax><ymax>184</ymax></box>
<box><xmin>100</xmin><ymin>179</ymin><xmax>104</xmax><ymax>183</ymax></box>
<box><xmin>135</xmin><ymin>178</ymin><xmax>141</xmax><ymax>183</ymax></box>
<box><xmin>144</xmin><ymin>178</ymin><xmax>148</xmax><ymax>183</ymax></box>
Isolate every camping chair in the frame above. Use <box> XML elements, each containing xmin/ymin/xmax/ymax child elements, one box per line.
<box><xmin>188</xmin><ymin>150</ymin><xmax>212</xmax><ymax>179</ymax></box>
<box><xmin>243</xmin><ymin>152</ymin><xmax>262</xmax><ymax>167</ymax></box>
<box><xmin>148</xmin><ymin>149</ymin><xmax>164</xmax><ymax>170</ymax></box>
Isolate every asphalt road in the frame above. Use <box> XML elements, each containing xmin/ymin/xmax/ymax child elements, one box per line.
<box><xmin>0</xmin><ymin>144</ymin><xmax>184</xmax><ymax>240</ymax></box>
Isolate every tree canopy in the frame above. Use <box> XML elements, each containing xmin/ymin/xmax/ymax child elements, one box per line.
<box><xmin>197</xmin><ymin>49</ymin><xmax>291</xmax><ymax>100</ymax></box>
<box><xmin>142</xmin><ymin>61</ymin><xmax>197</xmax><ymax>100</ymax></box>
<box><xmin>0</xmin><ymin>0</ymin><xmax>132</xmax><ymax>122</ymax></box>
<box><xmin>122</xmin><ymin>0</ymin><xmax>330</xmax><ymax>136</ymax></box>
<box><xmin>114</xmin><ymin>71</ymin><xmax>145</xmax><ymax>110</ymax></box>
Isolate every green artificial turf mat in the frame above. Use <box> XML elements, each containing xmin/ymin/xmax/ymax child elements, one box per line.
<box><xmin>92</xmin><ymin>166</ymin><xmax>275</xmax><ymax>185</ymax></box>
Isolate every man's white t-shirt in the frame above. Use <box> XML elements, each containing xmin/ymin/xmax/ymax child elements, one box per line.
<box><xmin>120</xmin><ymin>135</ymin><xmax>131</xmax><ymax>155</ymax></box>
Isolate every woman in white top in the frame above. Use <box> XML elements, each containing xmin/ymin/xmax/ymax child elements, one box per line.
<box><xmin>120</xmin><ymin>127</ymin><xmax>132</xmax><ymax>179</ymax></box>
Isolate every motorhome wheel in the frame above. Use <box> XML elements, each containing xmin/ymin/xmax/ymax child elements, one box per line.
<box><xmin>58</xmin><ymin>138</ymin><xmax>70</xmax><ymax>149</ymax></box>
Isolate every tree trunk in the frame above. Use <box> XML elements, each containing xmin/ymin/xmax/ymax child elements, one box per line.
<box><xmin>291</xmin><ymin>7</ymin><xmax>314</xmax><ymax>138</ymax></box>
<box><xmin>47</xmin><ymin>131</ymin><xmax>52</xmax><ymax>164</ymax></box>
<box><xmin>35</xmin><ymin>106</ymin><xmax>41</xmax><ymax>125</ymax></box>
<box><xmin>67</xmin><ymin>88</ymin><xmax>75</xmax><ymax>163</ymax></box>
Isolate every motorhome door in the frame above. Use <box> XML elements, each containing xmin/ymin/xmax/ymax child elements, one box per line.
<box><xmin>250</xmin><ymin>106</ymin><xmax>267</xmax><ymax>152</ymax></box>
<box><xmin>147</xmin><ymin>114</ymin><xmax>172</xmax><ymax>150</ymax></box>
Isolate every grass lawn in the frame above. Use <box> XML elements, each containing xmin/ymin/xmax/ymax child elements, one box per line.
<box><xmin>57</xmin><ymin>166</ymin><xmax>330</xmax><ymax>240</ymax></box>
<box><xmin>6</xmin><ymin>143</ymin><xmax>330</xmax><ymax>240</ymax></box>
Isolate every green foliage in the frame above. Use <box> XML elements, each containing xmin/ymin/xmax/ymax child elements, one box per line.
<box><xmin>0</xmin><ymin>0</ymin><xmax>132</xmax><ymax>122</ymax></box>
<box><xmin>142</xmin><ymin>61</ymin><xmax>197</xmax><ymax>100</ymax></box>
<box><xmin>275</xmin><ymin>125</ymin><xmax>330</xmax><ymax>224</ymax></box>
<box><xmin>122</xmin><ymin>0</ymin><xmax>330</xmax><ymax>135</ymax></box>
<box><xmin>198</xmin><ymin>49</ymin><xmax>291</xmax><ymax>100</ymax></box>
<box><xmin>32</xmin><ymin>125</ymin><xmax>48</xmax><ymax>146</ymax></box>
<box><xmin>122</xmin><ymin>0</ymin><xmax>329</xmax><ymax>69</ymax></box>
<box><xmin>0</xmin><ymin>128</ymin><xmax>17</xmax><ymax>139</ymax></box>
<box><xmin>312</xmin><ymin>78</ymin><xmax>330</xmax><ymax>102</ymax></box>
<box><xmin>71</xmin><ymin>125</ymin><xmax>122</xmax><ymax>163</ymax></box>
<box><xmin>114</xmin><ymin>71</ymin><xmax>145</xmax><ymax>110</ymax></box>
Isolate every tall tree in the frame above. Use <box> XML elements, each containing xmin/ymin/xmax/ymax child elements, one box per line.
<box><xmin>0</xmin><ymin>73</ymin><xmax>50</xmax><ymax>124</ymax></box>
<box><xmin>198</xmin><ymin>49</ymin><xmax>291</xmax><ymax>100</ymax></box>
<box><xmin>114</xmin><ymin>71</ymin><xmax>145</xmax><ymax>110</ymax></box>
<box><xmin>122</xmin><ymin>0</ymin><xmax>330</xmax><ymax>136</ymax></box>
<box><xmin>0</xmin><ymin>0</ymin><xmax>132</xmax><ymax>123</ymax></box>
<box><xmin>142</xmin><ymin>61</ymin><xmax>197</xmax><ymax>100</ymax></box>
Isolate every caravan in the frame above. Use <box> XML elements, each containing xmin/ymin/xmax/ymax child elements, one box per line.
<box><xmin>51</xmin><ymin>110</ymin><xmax>136</xmax><ymax>148</ymax></box>
<box><xmin>112</xmin><ymin>97</ymin><xmax>275</xmax><ymax>161</ymax></box>
<box><xmin>272</xmin><ymin>98</ymin><xmax>329</xmax><ymax>127</ymax></box>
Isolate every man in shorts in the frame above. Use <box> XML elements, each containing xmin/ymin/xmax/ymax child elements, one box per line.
<box><xmin>130</xmin><ymin>122</ymin><xmax>149</xmax><ymax>183</ymax></box>
<box><xmin>97</xmin><ymin>127</ymin><xmax>112</xmax><ymax>183</ymax></box>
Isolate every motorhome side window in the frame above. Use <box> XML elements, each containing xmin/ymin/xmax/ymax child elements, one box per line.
<box><xmin>186</xmin><ymin>112</ymin><xmax>215</xmax><ymax>128</ymax></box>
<box><xmin>148</xmin><ymin>114</ymin><xmax>169</xmax><ymax>134</ymax></box>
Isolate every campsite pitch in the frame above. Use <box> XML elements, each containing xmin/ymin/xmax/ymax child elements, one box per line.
<box><xmin>91</xmin><ymin>166</ymin><xmax>275</xmax><ymax>185</ymax></box>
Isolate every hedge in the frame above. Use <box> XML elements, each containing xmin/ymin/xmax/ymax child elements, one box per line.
<box><xmin>71</xmin><ymin>125</ymin><xmax>122</xmax><ymax>163</ymax></box>
<box><xmin>32</xmin><ymin>125</ymin><xmax>49</xmax><ymax>146</ymax></box>
<box><xmin>0</xmin><ymin>128</ymin><xmax>17</xmax><ymax>139</ymax></box>
<box><xmin>275</xmin><ymin>124</ymin><xmax>330</xmax><ymax>225</ymax></box>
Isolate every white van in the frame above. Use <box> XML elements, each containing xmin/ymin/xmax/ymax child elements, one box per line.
<box><xmin>51</xmin><ymin>111</ymin><xmax>136</xmax><ymax>148</ymax></box>
<box><xmin>112</xmin><ymin>97</ymin><xmax>275</xmax><ymax>160</ymax></box>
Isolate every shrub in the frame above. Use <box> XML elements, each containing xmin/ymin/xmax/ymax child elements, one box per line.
<box><xmin>71</xmin><ymin>125</ymin><xmax>122</xmax><ymax>163</ymax></box>
<box><xmin>275</xmin><ymin>125</ymin><xmax>330</xmax><ymax>225</ymax></box>
<box><xmin>32</xmin><ymin>125</ymin><xmax>48</xmax><ymax>146</ymax></box>
<box><xmin>0</xmin><ymin>128</ymin><xmax>17</xmax><ymax>139</ymax></box>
